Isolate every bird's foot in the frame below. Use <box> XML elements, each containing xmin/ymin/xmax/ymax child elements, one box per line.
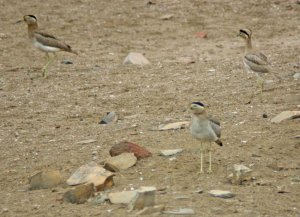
<box><xmin>207</xmin><ymin>169</ymin><xmax>212</xmax><ymax>174</ymax></box>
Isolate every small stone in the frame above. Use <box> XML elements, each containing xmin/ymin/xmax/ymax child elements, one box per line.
<box><xmin>99</xmin><ymin>112</ymin><xmax>117</xmax><ymax>124</ymax></box>
<box><xmin>196</xmin><ymin>32</ymin><xmax>208</xmax><ymax>38</ymax></box>
<box><xmin>271</xmin><ymin>111</ymin><xmax>300</xmax><ymax>123</ymax></box>
<box><xmin>194</xmin><ymin>188</ymin><xmax>204</xmax><ymax>194</ymax></box>
<box><xmin>109</xmin><ymin>141</ymin><xmax>152</xmax><ymax>159</ymax></box>
<box><xmin>175</xmin><ymin>196</ymin><xmax>189</xmax><ymax>200</ymax></box>
<box><xmin>209</xmin><ymin>190</ymin><xmax>235</xmax><ymax>199</ymax></box>
<box><xmin>230</xmin><ymin>164</ymin><xmax>252</xmax><ymax>185</ymax></box>
<box><xmin>63</xmin><ymin>183</ymin><xmax>94</xmax><ymax>204</ymax></box>
<box><xmin>136</xmin><ymin>205</ymin><xmax>165</xmax><ymax>215</ymax></box>
<box><xmin>129</xmin><ymin>186</ymin><xmax>156</xmax><ymax>210</ymax></box>
<box><xmin>2</xmin><ymin>208</ymin><xmax>8</xmax><ymax>212</ymax></box>
<box><xmin>123</xmin><ymin>52</ymin><xmax>150</xmax><ymax>65</ymax></box>
<box><xmin>104</xmin><ymin>153</ymin><xmax>137</xmax><ymax>172</ymax></box>
<box><xmin>108</xmin><ymin>191</ymin><xmax>138</xmax><ymax>204</ymax></box>
<box><xmin>29</xmin><ymin>170</ymin><xmax>63</xmax><ymax>190</ymax></box>
<box><xmin>160</xmin><ymin>14</ymin><xmax>174</xmax><ymax>20</ymax></box>
<box><xmin>291</xmin><ymin>176</ymin><xmax>300</xmax><ymax>182</ymax></box>
<box><xmin>67</xmin><ymin>162</ymin><xmax>114</xmax><ymax>191</ymax></box>
<box><xmin>163</xmin><ymin>208</ymin><xmax>195</xmax><ymax>215</ymax></box>
<box><xmin>160</xmin><ymin>149</ymin><xmax>183</xmax><ymax>156</ymax></box>
<box><xmin>262</xmin><ymin>113</ymin><xmax>268</xmax><ymax>118</ymax></box>
<box><xmin>76</xmin><ymin>139</ymin><xmax>97</xmax><ymax>144</ymax></box>
<box><xmin>157</xmin><ymin>121</ymin><xmax>190</xmax><ymax>131</ymax></box>
<box><xmin>293</xmin><ymin>72</ymin><xmax>300</xmax><ymax>80</ymax></box>
<box><xmin>61</xmin><ymin>60</ymin><xmax>73</xmax><ymax>64</ymax></box>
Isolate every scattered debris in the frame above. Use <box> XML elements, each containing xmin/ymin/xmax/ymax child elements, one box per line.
<box><xmin>177</xmin><ymin>57</ymin><xmax>196</xmax><ymax>64</ymax></box>
<box><xmin>209</xmin><ymin>190</ymin><xmax>235</xmax><ymax>199</ymax></box>
<box><xmin>271</xmin><ymin>111</ymin><xmax>300</xmax><ymax>123</ymax></box>
<box><xmin>129</xmin><ymin>186</ymin><xmax>156</xmax><ymax>210</ymax></box>
<box><xmin>175</xmin><ymin>195</ymin><xmax>190</xmax><ymax>200</ymax></box>
<box><xmin>99</xmin><ymin>112</ymin><xmax>117</xmax><ymax>124</ymax></box>
<box><xmin>104</xmin><ymin>153</ymin><xmax>137</xmax><ymax>172</ymax></box>
<box><xmin>229</xmin><ymin>164</ymin><xmax>253</xmax><ymax>185</ymax></box>
<box><xmin>123</xmin><ymin>52</ymin><xmax>150</xmax><ymax>65</ymax></box>
<box><xmin>268</xmin><ymin>160</ymin><xmax>300</xmax><ymax>171</ymax></box>
<box><xmin>63</xmin><ymin>183</ymin><xmax>94</xmax><ymax>204</ymax></box>
<box><xmin>293</xmin><ymin>135</ymin><xmax>300</xmax><ymax>139</ymax></box>
<box><xmin>163</xmin><ymin>208</ymin><xmax>195</xmax><ymax>215</ymax></box>
<box><xmin>136</xmin><ymin>205</ymin><xmax>165</xmax><ymax>215</ymax></box>
<box><xmin>196</xmin><ymin>32</ymin><xmax>208</xmax><ymax>39</ymax></box>
<box><xmin>67</xmin><ymin>162</ymin><xmax>114</xmax><ymax>191</ymax></box>
<box><xmin>277</xmin><ymin>185</ymin><xmax>290</xmax><ymax>194</ymax></box>
<box><xmin>194</xmin><ymin>188</ymin><xmax>204</xmax><ymax>194</ymax></box>
<box><xmin>157</xmin><ymin>121</ymin><xmax>190</xmax><ymax>131</ymax></box>
<box><xmin>291</xmin><ymin>176</ymin><xmax>300</xmax><ymax>182</ymax></box>
<box><xmin>29</xmin><ymin>170</ymin><xmax>63</xmax><ymax>190</ymax></box>
<box><xmin>61</xmin><ymin>60</ymin><xmax>73</xmax><ymax>64</ymax></box>
<box><xmin>108</xmin><ymin>191</ymin><xmax>138</xmax><ymax>204</ymax></box>
<box><xmin>76</xmin><ymin>139</ymin><xmax>97</xmax><ymax>145</ymax></box>
<box><xmin>109</xmin><ymin>141</ymin><xmax>152</xmax><ymax>159</ymax></box>
<box><xmin>160</xmin><ymin>149</ymin><xmax>183</xmax><ymax>156</ymax></box>
<box><xmin>160</xmin><ymin>14</ymin><xmax>174</xmax><ymax>20</ymax></box>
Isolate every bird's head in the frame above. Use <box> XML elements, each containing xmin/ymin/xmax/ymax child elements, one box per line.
<box><xmin>23</xmin><ymin>15</ymin><xmax>37</xmax><ymax>25</ymax></box>
<box><xmin>238</xmin><ymin>28</ymin><xmax>252</xmax><ymax>40</ymax></box>
<box><xmin>190</xmin><ymin>101</ymin><xmax>206</xmax><ymax>114</ymax></box>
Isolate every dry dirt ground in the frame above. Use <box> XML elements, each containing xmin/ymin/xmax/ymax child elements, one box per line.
<box><xmin>1</xmin><ymin>0</ymin><xmax>300</xmax><ymax>216</ymax></box>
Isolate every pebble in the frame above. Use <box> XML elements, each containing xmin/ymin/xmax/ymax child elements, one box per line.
<box><xmin>293</xmin><ymin>72</ymin><xmax>300</xmax><ymax>80</ymax></box>
<box><xmin>76</xmin><ymin>139</ymin><xmax>97</xmax><ymax>145</ymax></box>
<box><xmin>230</xmin><ymin>164</ymin><xmax>252</xmax><ymax>185</ymax></box>
<box><xmin>157</xmin><ymin>121</ymin><xmax>190</xmax><ymax>131</ymax></box>
<box><xmin>61</xmin><ymin>60</ymin><xmax>73</xmax><ymax>64</ymax></box>
<box><xmin>209</xmin><ymin>190</ymin><xmax>235</xmax><ymax>199</ymax></box>
<box><xmin>160</xmin><ymin>149</ymin><xmax>183</xmax><ymax>156</ymax></box>
<box><xmin>92</xmin><ymin>193</ymin><xmax>109</xmax><ymax>204</ymax></box>
<box><xmin>160</xmin><ymin>14</ymin><xmax>174</xmax><ymax>20</ymax></box>
<box><xmin>123</xmin><ymin>52</ymin><xmax>150</xmax><ymax>65</ymax></box>
<box><xmin>109</xmin><ymin>141</ymin><xmax>152</xmax><ymax>159</ymax></box>
<box><xmin>99</xmin><ymin>112</ymin><xmax>117</xmax><ymax>124</ymax></box>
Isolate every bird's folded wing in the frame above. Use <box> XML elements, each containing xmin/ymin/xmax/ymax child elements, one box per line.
<box><xmin>209</xmin><ymin>117</ymin><xmax>221</xmax><ymax>138</ymax></box>
<box><xmin>244</xmin><ymin>52</ymin><xmax>268</xmax><ymax>66</ymax></box>
<box><xmin>34</xmin><ymin>32</ymin><xmax>72</xmax><ymax>52</ymax></box>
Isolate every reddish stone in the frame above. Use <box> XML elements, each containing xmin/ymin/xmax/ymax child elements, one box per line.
<box><xmin>109</xmin><ymin>141</ymin><xmax>152</xmax><ymax>160</ymax></box>
<box><xmin>196</xmin><ymin>32</ymin><xmax>208</xmax><ymax>39</ymax></box>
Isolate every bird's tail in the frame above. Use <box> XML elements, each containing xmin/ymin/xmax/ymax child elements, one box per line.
<box><xmin>215</xmin><ymin>139</ymin><xmax>223</xmax><ymax>146</ymax></box>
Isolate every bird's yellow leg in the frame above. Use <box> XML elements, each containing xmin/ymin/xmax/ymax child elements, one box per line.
<box><xmin>258</xmin><ymin>78</ymin><xmax>264</xmax><ymax>102</ymax></box>
<box><xmin>42</xmin><ymin>53</ymin><xmax>57</xmax><ymax>78</ymax></box>
<box><xmin>200</xmin><ymin>142</ymin><xmax>204</xmax><ymax>174</ymax></box>
<box><xmin>207</xmin><ymin>143</ymin><xmax>212</xmax><ymax>174</ymax></box>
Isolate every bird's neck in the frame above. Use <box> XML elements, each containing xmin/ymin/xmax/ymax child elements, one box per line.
<box><xmin>193</xmin><ymin>112</ymin><xmax>208</xmax><ymax>120</ymax></box>
<box><xmin>245</xmin><ymin>38</ymin><xmax>253</xmax><ymax>53</ymax></box>
<box><xmin>27</xmin><ymin>24</ymin><xmax>38</xmax><ymax>39</ymax></box>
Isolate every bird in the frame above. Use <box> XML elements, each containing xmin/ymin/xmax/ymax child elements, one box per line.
<box><xmin>189</xmin><ymin>102</ymin><xmax>223</xmax><ymax>174</ymax></box>
<box><xmin>238</xmin><ymin>28</ymin><xmax>279</xmax><ymax>103</ymax></box>
<box><xmin>23</xmin><ymin>15</ymin><xmax>77</xmax><ymax>77</ymax></box>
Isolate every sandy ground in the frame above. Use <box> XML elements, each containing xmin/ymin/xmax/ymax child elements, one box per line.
<box><xmin>0</xmin><ymin>0</ymin><xmax>300</xmax><ymax>216</ymax></box>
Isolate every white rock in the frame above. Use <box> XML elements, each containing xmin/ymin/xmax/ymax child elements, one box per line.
<box><xmin>163</xmin><ymin>208</ymin><xmax>195</xmax><ymax>215</ymax></box>
<box><xmin>108</xmin><ymin>191</ymin><xmax>137</xmax><ymax>204</ymax></box>
<box><xmin>160</xmin><ymin>149</ymin><xmax>183</xmax><ymax>156</ymax></box>
<box><xmin>160</xmin><ymin>14</ymin><xmax>174</xmax><ymax>20</ymax></box>
<box><xmin>293</xmin><ymin>72</ymin><xmax>300</xmax><ymax>80</ymax></box>
<box><xmin>271</xmin><ymin>111</ymin><xmax>300</xmax><ymax>123</ymax></box>
<box><xmin>209</xmin><ymin>190</ymin><xmax>235</xmax><ymax>198</ymax></box>
<box><xmin>123</xmin><ymin>52</ymin><xmax>150</xmax><ymax>65</ymax></box>
<box><xmin>129</xmin><ymin>186</ymin><xmax>156</xmax><ymax>210</ymax></box>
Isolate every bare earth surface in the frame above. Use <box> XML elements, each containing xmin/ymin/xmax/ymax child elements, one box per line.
<box><xmin>1</xmin><ymin>0</ymin><xmax>300</xmax><ymax>216</ymax></box>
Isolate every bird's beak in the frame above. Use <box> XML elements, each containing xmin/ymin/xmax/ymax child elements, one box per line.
<box><xmin>15</xmin><ymin>20</ymin><xmax>23</xmax><ymax>24</ymax></box>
